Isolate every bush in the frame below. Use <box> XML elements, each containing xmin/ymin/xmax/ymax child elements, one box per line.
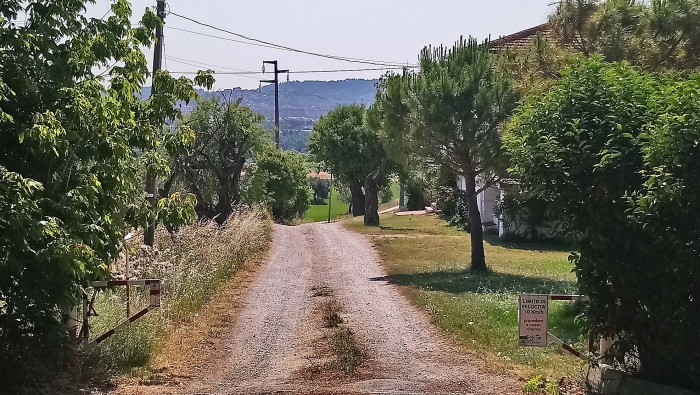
<box><xmin>505</xmin><ymin>56</ymin><xmax>700</xmax><ymax>390</ymax></box>
<box><xmin>379</xmin><ymin>183</ymin><xmax>393</xmax><ymax>204</ymax></box>
<box><xmin>493</xmin><ymin>185</ymin><xmax>551</xmax><ymax>240</ymax></box>
<box><xmin>242</xmin><ymin>149</ymin><xmax>312</xmax><ymax>223</ymax></box>
<box><xmin>404</xmin><ymin>181</ymin><xmax>427</xmax><ymax>211</ymax></box>
<box><xmin>309</xmin><ymin>177</ymin><xmax>330</xmax><ymax>205</ymax></box>
<box><xmin>88</xmin><ymin>209</ymin><xmax>272</xmax><ymax>375</ymax></box>
<box><xmin>437</xmin><ymin>186</ymin><xmax>471</xmax><ymax>232</ymax></box>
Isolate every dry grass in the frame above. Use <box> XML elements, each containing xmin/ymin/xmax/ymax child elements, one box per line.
<box><xmin>311</xmin><ymin>284</ymin><xmax>334</xmax><ymax>297</ymax></box>
<box><xmin>87</xmin><ymin>208</ymin><xmax>272</xmax><ymax>377</ymax></box>
<box><xmin>318</xmin><ymin>299</ymin><xmax>344</xmax><ymax>328</ymax></box>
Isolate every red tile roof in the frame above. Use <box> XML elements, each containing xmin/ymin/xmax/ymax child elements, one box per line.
<box><xmin>489</xmin><ymin>23</ymin><xmax>550</xmax><ymax>51</ymax></box>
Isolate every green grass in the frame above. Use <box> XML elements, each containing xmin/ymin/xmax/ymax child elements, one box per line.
<box><xmin>305</xmin><ymin>187</ymin><xmax>350</xmax><ymax>222</ymax></box>
<box><xmin>346</xmin><ymin>214</ymin><xmax>585</xmax><ymax>379</ymax></box>
<box><xmin>306</xmin><ymin>181</ymin><xmax>401</xmax><ymax>222</ymax></box>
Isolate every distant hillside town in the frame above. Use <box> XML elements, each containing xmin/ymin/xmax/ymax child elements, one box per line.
<box><xmin>142</xmin><ymin>79</ymin><xmax>379</xmax><ymax>152</ymax></box>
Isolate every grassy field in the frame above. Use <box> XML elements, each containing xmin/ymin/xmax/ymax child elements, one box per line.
<box><xmin>345</xmin><ymin>214</ymin><xmax>586</xmax><ymax>380</ymax></box>
<box><xmin>306</xmin><ymin>181</ymin><xmax>401</xmax><ymax>222</ymax></box>
<box><xmin>305</xmin><ymin>187</ymin><xmax>351</xmax><ymax>222</ymax></box>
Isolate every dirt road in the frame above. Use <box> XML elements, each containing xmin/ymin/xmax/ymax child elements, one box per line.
<box><xmin>138</xmin><ymin>222</ymin><xmax>520</xmax><ymax>394</ymax></box>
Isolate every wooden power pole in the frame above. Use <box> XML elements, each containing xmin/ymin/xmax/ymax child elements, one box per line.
<box><xmin>144</xmin><ymin>0</ymin><xmax>166</xmax><ymax>246</ymax></box>
<box><xmin>261</xmin><ymin>60</ymin><xmax>288</xmax><ymax>149</ymax></box>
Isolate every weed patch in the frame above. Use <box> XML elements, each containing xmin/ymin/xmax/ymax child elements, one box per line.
<box><xmin>329</xmin><ymin>327</ymin><xmax>364</xmax><ymax>374</ymax></box>
<box><xmin>311</xmin><ymin>284</ymin><xmax>334</xmax><ymax>297</ymax></box>
<box><xmin>318</xmin><ymin>299</ymin><xmax>344</xmax><ymax>328</ymax></box>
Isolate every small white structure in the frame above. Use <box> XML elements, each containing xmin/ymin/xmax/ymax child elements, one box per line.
<box><xmin>456</xmin><ymin>176</ymin><xmax>556</xmax><ymax>240</ymax></box>
<box><xmin>456</xmin><ymin>176</ymin><xmax>504</xmax><ymax>237</ymax></box>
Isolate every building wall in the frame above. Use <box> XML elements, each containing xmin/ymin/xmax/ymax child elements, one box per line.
<box><xmin>457</xmin><ymin>176</ymin><xmax>501</xmax><ymax>235</ymax></box>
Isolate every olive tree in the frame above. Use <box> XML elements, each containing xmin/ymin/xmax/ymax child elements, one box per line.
<box><xmin>162</xmin><ymin>97</ymin><xmax>268</xmax><ymax>223</ymax></box>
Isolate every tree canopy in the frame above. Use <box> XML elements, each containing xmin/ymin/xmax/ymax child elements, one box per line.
<box><xmin>504</xmin><ymin>56</ymin><xmax>700</xmax><ymax>390</ymax></box>
<box><xmin>242</xmin><ymin>148</ymin><xmax>311</xmax><ymax>223</ymax></box>
<box><xmin>0</xmin><ymin>0</ymin><xmax>212</xmax><ymax>379</ymax></box>
<box><xmin>164</xmin><ymin>97</ymin><xmax>269</xmax><ymax>223</ymax></box>
<box><xmin>309</xmin><ymin>104</ymin><xmax>386</xmax><ymax>218</ymax></box>
<box><xmin>369</xmin><ymin>37</ymin><xmax>517</xmax><ymax>270</ymax></box>
<box><xmin>551</xmin><ymin>0</ymin><xmax>700</xmax><ymax>70</ymax></box>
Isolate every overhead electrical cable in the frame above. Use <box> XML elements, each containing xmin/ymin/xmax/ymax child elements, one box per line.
<box><xmin>166</xmin><ymin>26</ymin><xmax>282</xmax><ymax>51</ymax></box>
<box><xmin>168</xmin><ymin>66</ymin><xmax>407</xmax><ymax>75</ymax></box>
<box><xmin>143</xmin><ymin>50</ymin><xmax>263</xmax><ymax>80</ymax></box>
<box><xmin>167</xmin><ymin>11</ymin><xmax>416</xmax><ymax>68</ymax></box>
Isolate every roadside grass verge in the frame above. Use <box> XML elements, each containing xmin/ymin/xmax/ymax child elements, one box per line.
<box><xmin>86</xmin><ymin>208</ymin><xmax>272</xmax><ymax>377</ymax></box>
<box><xmin>345</xmin><ymin>214</ymin><xmax>585</xmax><ymax>379</ymax></box>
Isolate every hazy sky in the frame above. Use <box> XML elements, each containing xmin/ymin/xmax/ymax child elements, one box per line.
<box><xmin>93</xmin><ymin>0</ymin><xmax>556</xmax><ymax>90</ymax></box>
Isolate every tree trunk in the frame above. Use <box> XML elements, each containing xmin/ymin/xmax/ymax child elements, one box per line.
<box><xmin>214</xmin><ymin>156</ymin><xmax>245</xmax><ymax>224</ymax></box>
<box><xmin>364</xmin><ymin>177</ymin><xmax>380</xmax><ymax>227</ymax></box>
<box><xmin>349</xmin><ymin>180</ymin><xmax>365</xmax><ymax>217</ymax></box>
<box><xmin>464</xmin><ymin>174</ymin><xmax>487</xmax><ymax>271</ymax></box>
<box><xmin>364</xmin><ymin>159</ymin><xmax>387</xmax><ymax>227</ymax></box>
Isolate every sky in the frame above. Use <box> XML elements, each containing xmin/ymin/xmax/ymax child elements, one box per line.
<box><xmin>91</xmin><ymin>0</ymin><xmax>556</xmax><ymax>90</ymax></box>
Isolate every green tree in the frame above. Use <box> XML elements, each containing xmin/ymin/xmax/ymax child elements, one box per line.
<box><xmin>309</xmin><ymin>177</ymin><xmax>331</xmax><ymax>204</ymax></box>
<box><xmin>504</xmin><ymin>56</ymin><xmax>700</xmax><ymax>390</ymax></box>
<box><xmin>550</xmin><ymin>0</ymin><xmax>700</xmax><ymax>70</ymax></box>
<box><xmin>242</xmin><ymin>149</ymin><xmax>311</xmax><ymax>223</ymax></box>
<box><xmin>308</xmin><ymin>104</ymin><xmax>386</xmax><ymax>219</ymax></box>
<box><xmin>162</xmin><ymin>97</ymin><xmax>269</xmax><ymax>223</ymax></box>
<box><xmin>369</xmin><ymin>38</ymin><xmax>518</xmax><ymax>271</ymax></box>
<box><xmin>0</xmin><ymin>0</ymin><xmax>212</xmax><ymax>381</ymax></box>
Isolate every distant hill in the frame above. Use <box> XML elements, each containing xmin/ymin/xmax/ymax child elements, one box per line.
<box><xmin>141</xmin><ymin>78</ymin><xmax>378</xmax><ymax>152</ymax></box>
<box><xmin>141</xmin><ymin>78</ymin><xmax>377</xmax><ymax>122</ymax></box>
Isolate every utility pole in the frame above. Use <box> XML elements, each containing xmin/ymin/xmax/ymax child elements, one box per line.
<box><xmin>327</xmin><ymin>173</ymin><xmax>333</xmax><ymax>223</ymax></box>
<box><xmin>261</xmin><ymin>60</ymin><xmax>288</xmax><ymax>149</ymax></box>
<box><xmin>144</xmin><ymin>0</ymin><xmax>166</xmax><ymax>246</ymax></box>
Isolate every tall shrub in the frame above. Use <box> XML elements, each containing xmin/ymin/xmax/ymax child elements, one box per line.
<box><xmin>242</xmin><ymin>149</ymin><xmax>311</xmax><ymax>223</ymax></box>
<box><xmin>0</xmin><ymin>0</ymin><xmax>211</xmax><ymax>383</ymax></box>
<box><xmin>504</xmin><ymin>56</ymin><xmax>700</xmax><ymax>390</ymax></box>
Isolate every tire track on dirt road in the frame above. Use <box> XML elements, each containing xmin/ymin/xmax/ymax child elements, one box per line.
<box><xmin>119</xmin><ymin>222</ymin><xmax>520</xmax><ymax>394</ymax></box>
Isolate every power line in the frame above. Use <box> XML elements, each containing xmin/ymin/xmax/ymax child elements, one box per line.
<box><xmin>143</xmin><ymin>50</ymin><xmax>263</xmax><ymax>80</ymax></box>
<box><xmin>166</xmin><ymin>26</ymin><xmax>281</xmax><ymax>51</ymax></box>
<box><xmin>167</xmin><ymin>11</ymin><xmax>415</xmax><ymax>68</ymax></box>
<box><xmin>167</xmin><ymin>67</ymin><xmax>408</xmax><ymax>75</ymax></box>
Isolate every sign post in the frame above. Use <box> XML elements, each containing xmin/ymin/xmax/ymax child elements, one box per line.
<box><xmin>518</xmin><ymin>294</ymin><xmax>548</xmax><ymax>347</ymax></box>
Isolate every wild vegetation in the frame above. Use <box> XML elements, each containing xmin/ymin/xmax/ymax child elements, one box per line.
<box><xmin>0</xmin><ymin>0</ymin><xmax>214</xmax><ymax>385</ymax></box>
<box><xmin>89</xmin><ymin>209</ymin><xmax>271</xmax><ymax>375</ymax></box>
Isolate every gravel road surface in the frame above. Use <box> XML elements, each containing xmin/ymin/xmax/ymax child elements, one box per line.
<box><xmin>137</xmin><ymin>222</ymin><xmax>520</xmax><ymax>394</ymax></box>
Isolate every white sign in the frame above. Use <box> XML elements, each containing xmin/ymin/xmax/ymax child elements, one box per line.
<box><xmin>518</xmin><ymin>294</ymin><xmax>548</xmax><ymax>347</ymax></box>
<box><xmin>149</xmin><ymin>280</ymin><xmax>161</xmax><ymax>309</ymax></box>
